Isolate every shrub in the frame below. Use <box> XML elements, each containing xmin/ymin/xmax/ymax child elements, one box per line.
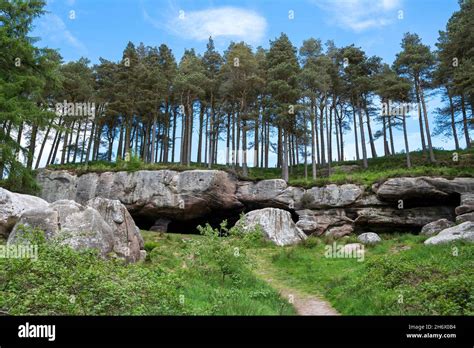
<box><xmin>0</xmin><ymin>226</ymin><xmax>183</xmax><ymax>315</ymax></box>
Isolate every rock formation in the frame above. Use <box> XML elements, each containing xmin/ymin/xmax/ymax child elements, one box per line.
<box><xmin>35</xmin><ymin>170</ymin><xmax>474</xmax><ymax>238</ymax></box>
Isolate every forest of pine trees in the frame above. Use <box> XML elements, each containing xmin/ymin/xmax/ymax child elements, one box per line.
<box><xmin>1</xmin><ymin>0</ymin><xmax>473</xmax><ymax>191</ymax></box>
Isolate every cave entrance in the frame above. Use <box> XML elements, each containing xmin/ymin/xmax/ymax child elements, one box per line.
<box><xmin>132</xmin><ymin>209</ymin><xmax>244</xmax><ymax>235</ymax></box>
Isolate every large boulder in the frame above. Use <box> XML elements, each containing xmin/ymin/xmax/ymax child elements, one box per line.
<box><xmin>296</xmin><ymin>209</ymin><xmax>353</xmax><ymax>236</ymax></box>
<box><xmin>424</xmin><ymin>222</ymin><xmax>474</xmax><ymax>245</ymax></box>
<box><xmin>236</xmin><ymin>208</ymin><xmax>307</xmax><ymax>246</ymax></box>
<box><xmin>0</xmin><ymin>188</ymin><xmax>49</xmax><ymax>238</ymax></box>
<box><xmin>357</xmin><ymin>232</ymin><xmax>382</xmax><ymax>245</ymax></box>
<box><xmin>86</xmin><ymin>197</ymin><xmax>145</xmax><ymax>262</ymax></box>
<box><xmin>375</xmin><ymin>177</ymin><xmax>474</xmax><ymax>203</ymax></box>
<box><xmin>8</xmin><ymin>199</ymin><xmax>146</xmax><ymax>262</ymax></box>
<box><xmin>420</xmin><ymin>219</ymin><xmax>455</xmax><ymax>236</ymax></box>
<box><xmin>8</xmin><ymin>200</ymin><xmax>115</xmax><ymax>258</ymax></box>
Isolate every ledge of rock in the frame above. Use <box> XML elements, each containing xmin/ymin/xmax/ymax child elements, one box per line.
<box><xmin>34</xmin><ymin>169</ymin><xmax>474</xmax><ymax>237</ymax></box>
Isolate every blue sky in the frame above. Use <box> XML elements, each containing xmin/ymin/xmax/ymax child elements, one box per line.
<box><xmin>32</xmin><ymin>0</ymin><xmax>464</xmax><ymax>165</ymax></box>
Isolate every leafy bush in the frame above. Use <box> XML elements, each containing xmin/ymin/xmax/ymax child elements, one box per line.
<box><xmin>0</xmin><ymin>227</ymin><xmax>183</xmax><ymax>315</ymax></box>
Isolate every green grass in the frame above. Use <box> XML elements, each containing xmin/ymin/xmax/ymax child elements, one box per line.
<box><xmin>260</xmin><ymin>234</ymin><xmax>474</xmax><ymax>315</ymax></box>
<box><xmin>140</xmin><ymin>230</ymin><xmax>295</xmax><ymax>315</ymax></box>
<box><xmin>43</xmin><ymin>148</ymin><xmax>474</xmax><ymax>188</ymax></box>
<box><xmin>0</xmin><ymin>227</ymin><xmax>295</xmax><ymax>316</ymax></box>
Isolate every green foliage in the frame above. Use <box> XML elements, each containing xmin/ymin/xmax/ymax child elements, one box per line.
<box><xmin>0</xmin><ymin>227</ymin><xmax>182</xmax><ymax>315</ymax></box>
<box><xmin>266</xmin><ymin>234</ymin><xmax>474</xmax><ymax>315</ymax></box>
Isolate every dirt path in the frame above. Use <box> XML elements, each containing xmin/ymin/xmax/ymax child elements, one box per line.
<box><xmin>253</xmin><ymin>252</ymin><xmax>340</xmax><ymax>316</ymax></box>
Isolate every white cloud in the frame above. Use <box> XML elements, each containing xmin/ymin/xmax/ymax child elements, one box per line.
<box><xmin>311</xmin><ymin>0</ymin><xmax>402</xmax><ymax>32</ymax></box>
<box><xmin>37</xmin><ymin>13</ymin><xmax>87</xmax><ymax>54</ymax></box>
<box><xmin>162</xmin><ymin>7</ymin><xmax>267</xmax><ymax>44</ymax></box>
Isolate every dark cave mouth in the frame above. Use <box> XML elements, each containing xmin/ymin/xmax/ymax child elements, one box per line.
<box><xmin>131</xmin><ymin>207</ymin><xmax>300</xmax><ymax>235</ymax></box>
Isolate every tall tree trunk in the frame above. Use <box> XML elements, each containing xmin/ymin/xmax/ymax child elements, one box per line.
<box><xmin>447</xmin><ymin>92</ymin><xmax>460</xmax><ymax>150</ymax></box>
<box><xmin>117</xmin><ymin>121</ymin><xmax>124</xmax><ymax>161</ymax></box>
<box><xmin>418</xmin><ymin>79</ymin><xmax>435</xmax><ymax>162</ymax></box>
<box><xmin>47</xmin><ymin>117</ymin><xmax>62</xmax><ymax>166</ymax></box>
<box><xmin>254</xmin><ymin>112</ymin><xmax>259</xmax><ymax>168</ymax></box>
<box><xmin>364</xmin><ymin>101</ymin><xmax>377</xmax><ymax>158</ymax></box>
<box><xmin>226</xmin><ymin>111</ymin><xmax>230</xmax><ymax>165</ymax></box>
<box><xmin>171</xmin><ymin>107</ymin><xmax>177</xmax><ymax>163</ymax></box>
<box><xmin>304</xmin><ymin>109</ymin><xmax>308</xmax><ymax>180</ymax></box>
<box><xmin>310</xmin><ymin>100</ymin><xmax>317</xmax><ymax>180</ymax></box>
<box><xmin>319</xmin><ymin>102</ymin><xmax>326</xmax><ymax>165</ymax></box>
<box><xmin>388</xmin><ymin>116</ymin><xmax>395</xmax><ymax>156</ymax></box>
<box><xmin>358</xmin><ymin>99</ymin><xmax>368</xmax><ymax>169</ymax></box>
<box><xmin>282</xmin><ymin>128</ymin><xmax>289</xmax><ymax>182</ymax></box>
<box><xmin>415</xmin><ymin>81</ymin><xmax>427</xmax><ymax>155</ymax></box>
<box><xmin>461</xmin><ymin>94</ymin><xmax>471</xmax><ymax>148</ymax></box>
<box><xmin>35</xmin><ymin>120</ymin><xmax>53</xmax><ymax>169</ymax></box>
<box><xmin>150</xmin><ymin>113</ymin><xmax>157</xmax><ymax>163</ymax></box>
<box><xmin>352</xmin><ymin>104</ymin><xmax>360</xmax><ymax>161</ymax></box>
<box><xmin>197</xmin><ymin>103</ymin><xmax>204</xmax><ymax>164</ymax></box>
<box><xmin>72</xmin><ymin>120</ymin><xmax>82</xmax><ymax>163</ymax></box>
<box><xmin>402</xmin><ymin>109</ymin><xmax>411</xmax><ymax>168</ymax></box>
<box><xmin>26</xmin><ymin>123</ymin><xmax>38</xmax><ymax>170</ymax></box>
<box><xmin>242</xmin><ymin>118</ymin><xmax>248</xmax><ymax>176</ymax></box>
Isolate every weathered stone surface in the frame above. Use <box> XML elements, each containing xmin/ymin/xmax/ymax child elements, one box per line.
<box><xmin>325</xmin><ymin>224</ymin><xmax>354</xmax><ymax>239</ymax></box>
<box><xmin>456</xmin><ymin>205</ymin><xmax>474</xmax><ymax>215</ymax></box>
<box><xmin>8</xmin><ymin>208</ymin><xmax>59</xmax><ymax>241</ymax></box>
<box><xmin>37</xmin><ymin>169</ymin><xmax>244</xmax><ymax>221</ymax></box>
<box><xmin>456</xmin><ymin>212</ymin><xmax>474</xmax><ymax>224</ymax></box>
<box><xmin>296</xmin><ymin>209</ymin><xmax>353</xmax><ymax>236</ymax></box>
<box><xmin>9</xmin><ymin>200</ymin><xmax>115</xmax><ymax>257</ymax></box>
<box><xmin>236</xmin><ymin>179</ymin><xmax>304</xmax><ymax>209</ymax></box>
<box><xmin>420</xmin><ymin>219</ymin><xmax>455</xmax><ymax>236</ymax></box>
<box><xmin>8</xmin><ymin>198</ymin><xmax>146</xmax><ymax>262</ymax></box>
<box><xmin>87</xmin><ymin>197</ymin><xmax>145</xmax><ymax>262</ymax></box>
<box><xmin>236</xmin><ymin>208</ymin><xmax>307</xmax><ymax>246</ymax></box>
<box><xmin>424</xmin><ymin>222</ymin><xmax>474</xmax><ymax>245</ymax></box>
<box><xmin>375</xmin><ymin>177</ymin><xmax>474</xmax><ymax>203</ymax></box>
<box><xmin>302</xmin><ymin>184</ymin><xmax>363</xmax><ymax>209</ymax></box>
<box><xmin>357</xmin><ymin>232</ymin><xmax>382</xmax><ymax>245</ymax></box>
<box><xmin>353</xmin><ymin>206</ymin><xmax>455</xmax><ymax>230</ymax></box>
<box><xmin>0</xmin><ymin>188</ymin><xmax>49</xmax><ymax>237</ymax></box>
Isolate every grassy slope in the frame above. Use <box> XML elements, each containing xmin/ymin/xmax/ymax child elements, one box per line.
<box><xmin>261</xmin><ymin>234</ymin><xmax>474</xmax><ymax>315</ymax></box>
<box><xmin>43</xmin><ymin>148</ymin><xmax>474</xmax><ymax>188</ymax></box>
<box><xmin>141</xmin><ymin>231</ymin><xmax>295</xmax><ymax>315</ymax></box>
<box><xmin>0</xmin><ymin>230</ymin><xmax>295</xmax><ymax>315</ymax></box>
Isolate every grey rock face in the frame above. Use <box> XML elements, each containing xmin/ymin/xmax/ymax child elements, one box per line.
<box><xmin>456</xmin><ymin>212</ymin><xmax>474</xmax><ymax>224</ymax></box>
<box><xmin>353</xmin><ymin>206</ymin><xmax>455</xmax><ymax>229</ymax></box>
<box><xmin>236</xmin><ymin>179</ymin><xmax>304</xmax><ymax>209</ymax></box>
<box><xmin>357</xmin><ymin>232</ymin><xmax>382</xmax><ymax>245</ymax></box>
<box><xmin>0</xmin><ymin>188</ymin><xmax>49</xmax><ymax>237</ymax></box>
<box><xmin>296</xmin><ymin>209</ymin><xmax>353</xmax><ymax>236</ymax></box>
<box><xmin>7</xmin><ymin>196</ymin><xmax>146</xmax><ymax>262</ymax></box>
<box><xmin>237</xmin><ymin>208</ymin><xmax>307</xmax><ymax>246</ymax></box>
<box><xmin>375</xmin><ymin>177</ymin><xmax>474</xmax><ymax>202</ymax></box>
<box><xmin>420</xmin><ymin>219</ymin><xmax>455</xmax><ymax>236</ymax></box>
<box><xmin>87</xmin><ymin>197</ymin><xmax>145</xmax><ymax>262</ymax></box>
<box><xmin>37</xmin><ymin>169</ymin><xmax>243</xmax><ymax>221</ymax></box>
<box><xmin>302</xmin><ymin>184</ymin><xmax>363</xmax><ymax>209</ymax></box>
<box><xmin>424</xmin><ymin>222</ymin><xmax>474</xmax><ymax>245</ymax></box>
<box><xmin>9</xmin><ymin>200</ymin><xmax>115</xmax><ymax>257</ymax></box>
